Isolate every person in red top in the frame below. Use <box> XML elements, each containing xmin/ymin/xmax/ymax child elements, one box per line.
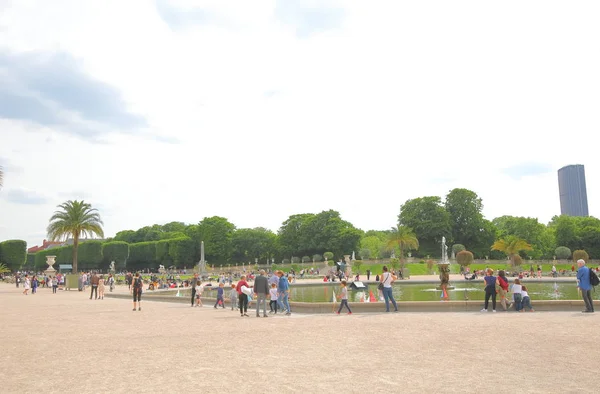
<box><xmin>235</xmin><ymin>275</ymin><xmax>250</xmax><ymax>317</ymax></box>
<box><xmin>497</xmin><ymin>270</ymin><xmax>510</xmax><ymax>311</ymax></box>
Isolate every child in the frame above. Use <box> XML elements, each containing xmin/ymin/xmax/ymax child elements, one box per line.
<box><xmin>269</xmin><ymin>283</ymin><xmax>278</xmax><ymax>314</ymax></box>
<box><xmin>195</xmin><ymin>281</ymin><xmax>203</xmax><ymax>307</ymax></box>
<box><xmin>511</xmin><ymin>279</ymin><xmax>523</xmax><ymax>312</ymax></box>
<box><xmin>520</xmin><ymin>286</ymin><xmax>534</xmax><ymax>312</ymax></box>
<box><xmin>52</xmin><ymin>276</ymin><xmax>58</xmax><ymax>294</ymax></box>
<box><xmin>214</xmin><ymin>283</ymin><xmax>225</xmax><ymax>309</ymax></box>
<box><xmin>336</xmin><ymin>280</ymin><xmax>352</xmax><ymax>315</ymax></box>
<box><xmin>229</xmin><ymin>284</ymin><xmax>238</xmax><ymax>311</ymax></box>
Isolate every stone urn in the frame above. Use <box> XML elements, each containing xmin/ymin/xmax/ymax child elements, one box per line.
<box><xmin>45</xmin><ymin>256</ymin><xmax>57</xmax><ymax>277</ymax></box>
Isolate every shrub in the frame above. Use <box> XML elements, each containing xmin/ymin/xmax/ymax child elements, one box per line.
<box><xmin>291</xmin><ymin>256</ymin><xmax>301</xmax><ymax>264</ymax></box>
<box><xmin>128</xmin><ymin>241</ymin><xmax>157</xmax><ymax>271</ymax></box>
<box><xmin>513</xmin><ymin>255</ymin><xmax>523</xmax><ymax>266</ymax></box>
<box><xmin>573</xmin><ymin>250</ymin><xmax>589</xmax><ymax>263</ymax></box>
<box><xmin>0</xmin><ymin>240</ymin><xmax>27</xmax><ymax>271</ymax></box>
<box><xmin>78</xmin><ymin>241</ymin><xmax>104</xmax><ymax>271</ymax></box>
<box><xmin>456</xmin><ymin>250</ymin><xmax>474</xmax><ymax>267</ymax></box>
<box><xmin>452</xmin><ymin>244</ymin><xmax>466</xmax><ymax>255</ymax></box>
<box><xmin>282</xmin><ymin>259</ymin><xmax>290</xmax><ymax>265</ymax></box>
<box><xmin>353</xmin><ymin>259</ymin><xmax>363</xmax><ymax>274</ymax></box>
<box><xmin>312</xmin><ymin>254</ymin><xmax>322</xmax><ymax>262</ymax></box>
<box><xmin>168</xmin><ymin>237</ymin><xmax>196</xmax><ymax>267</ymax></box>
<box><xmin>323</xmin><ymin>252</ymin><xmax>334</xmax><ymax>261</ymax></box>
<box><xmin>554</xmin><ymin>246</ymin><xmax>571</xmax><ymax>260</ymax></box>
<box><xmin>359</xmin><ymin>248</ymin><xmax>371</xmax><ymax>260</ymax></box>
<box><xmin>301</xmin><ymin>256</ymin><xmax>311</xmax><ymax>263</ymax></box>
<box><xmin>156</xmin><ymin>239</ymin><xmax>171</xmax><ymax>265</ymax></box>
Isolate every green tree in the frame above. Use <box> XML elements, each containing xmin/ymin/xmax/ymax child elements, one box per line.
<box><xmin>353</xmin><ymin>259</ymin><xmax>363</xmax><ymax>274</ymax></box>
<box><xmin>195</xmin><ymin>216</ymin><xmax>236</xmax><ymax>264</ymax></box>
<box><xmin>46</xmin><ymin>200</ymin><xmax>104</xmax><ymax>273</ymax></box>
<box><xmin>323</xmin><ymin>252</ymin><xmax>334</xmax><ymax>261</ymax></box>
<box><xmin>168</xmin><ymin>237</ymin><xmax>196</xmax><ymax>267</ymax></box>
<box><xmin>452</xmin><ymin>244</ymin><xmax>466</xmax><ymax>255</ymax></box>
<box><xmin>302</xmin><ymin>255</ymin><xmax>311</xmax><ymax>263</ymax></box>
<box><xmin>114</xmin><ymin>230</ymin><xmax>137</xmax><ymax>243</ymax></box>
<box><xmin>359</xmin><ymin>248</ymin><xmax>371</xmax><ymax>260</ymax></box>
<box><xmin>0</xmin><ymin>240</ymin><xmax>27</xmax><ymax>271</ymax></box>
<box><xmin>102</xmin><ymin>241</ymin><xmax>130</xmax><ymax>270</ymax></box>
<box><xmin>128</xmin><ymin>241</ymin><xmax>157</xmax><ymax>271</ymax></box>
<box><xmin>312</xmin><ymin>254</ymin><xmax>322</xmax><ymax>262</ymax></box>
<box><xmin>386</xmin><ymin>226</ymin><xmax>419</xmax><ymax>263</ymax></box>
<box><xmin>493</xmin><ymin>216</ymin><xmax>555</xmax><ymax>259</ymax></box>
<box><xmin>232</xmin><ymin>227</ymin><xmax>277</xmax><ymax>263</ymax></box>
<box><xmin>78</xmin><ymin>240</ymin><xmax>104</xmax><ymax>270</ymax></box>
<box><xmin>278</xmin><ymin>213</ymin><xmax>315</xmax><ymax>257</ymax></box>
<box><xmin>444</xmin><ymin>188</ymin><xmax>484</xmax><ymax>248</ymax></box>
<box><xmin>399</xmin><ymin>196</ymin><xmax>451</xmax><ymax>257</ymax></box>
<box><xmin>554</xmin><ymin>246</ymin><xmax>571</xmax><ymax>260</ymax></box>
<box><xmin>0</xmin><ymin>263</ymin><xmax>10</xmax><ymax>274</ymax></box>
<box><xmin>491</xmin><ymin>236</ymin><xmax>533</xmax><ymax>265</ymax></box>
<box><xmin>360</xmin><ymin>235</ymin><xmax>385</xmax><ymax>259</ymax></box>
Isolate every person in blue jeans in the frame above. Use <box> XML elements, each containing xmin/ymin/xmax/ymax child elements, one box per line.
<box><xmin>380</xmin><ymin>266</ymin><xmax>398</xmax><ymax>312</ymax></box>
<box><xmin>277</xmin><ymin>270</ymin><xmax>291</xmax><ymax>316</ymax></box>
<box><xmin>511</xmin><ymin>279</ymin><xmax>523</xmax><ymax>312</ymax></box>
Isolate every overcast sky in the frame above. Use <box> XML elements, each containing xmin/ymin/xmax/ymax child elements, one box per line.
<box><xmin>0</xmin><ymin>0</ymin><xmax>598</xmax><ymax>248</ymax></box>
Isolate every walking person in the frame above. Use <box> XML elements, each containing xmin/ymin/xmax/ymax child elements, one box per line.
<box><xmin>380</xmin><ymin>266</ymin><xmax>398</xmax><ymax>312</ymax></box>
<box><xmin>195</xmin><ymin>280</ymin><xmax>204</xmax><ymax>307</ymax></box>
<box><xmin>31</xmin><ymin>276</ymin><xmax>38</xmax><ymax>294</ymax></box>
<box><xmin>336</xmin><ymin>280</ymin><xmax>352</xmax><ymax>315</ymax></box>
<box><xmin>190</xmin><ymin>273</ymin><xmax>199</xmax><ymax>308</ymax></box>
<box><xmin>98</xmin><ymin>275</ymin><xmax>105</xmax><ymax>300</ymax></box>
<box><xmin>213</xmin><ymin>282</ymin><xmax>225</xmax><ymax>309</ymax></box>
<box><xmin>108</xmin><ymin>274</ymin><xmax>115</xmax><ymax>292</ymax></box>
<box><xmin>481</xmin><ymin>269</ymin><xmax>497</xmax><ymax>312</ymax></box>
<box><xmin>277</xmin><ymin>270</ymin><xmax>291</xmax><ymax>316</ymax></box>
<box><xmin>577</xmin><ymin>259</ymin><xmax>594</xmax><ymax>313</ymax></box>
<box><xmin>89</xmin><ymin>273</ymin><xmax>99</xmax><ymax>300</ymax></box>
<box><xmin>132</xmin><ymin>272</ymin><xmax>143</xmax><ymax>311</ymax></box>
<box><xmin>254</xmin><ymin>270</ymin><xmax>269</xmax><ymax>318</ymax></box>
<box><xmin>269</xmin><ymin>283</ymin><xmax>278</xmax><ymax>314</ymax></box>
<box><xmin>23</xmin><ymin>275</ymin><xmax>30</xmax><ymax>295</ymax></box>
<box><xmin>236</xmin><ymin>275</ymin><xmax>250</xmax><ymax>317</ymax></box>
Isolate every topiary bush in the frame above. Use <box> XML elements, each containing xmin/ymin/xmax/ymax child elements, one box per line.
<box><xmin>0</xmin><ymin>240</ymin><xmax>27</xmax><ymax>271</ymax></box>
<box><xmin>456</xmin><ymin>250</ymin><xmax>474</xmax><ymax>267</ymax></box>
<box><xmin>573</xmin><ymin>249</ymin><xmax>589</xmax><ymax>263</ymax></box>
<box><xmin>323</xmin><ymin>252</ymin><xmax>334</xmax><ymax>261</ymax></box>
<box><xmin>554</xmin><ymin>246</ymin><xmax>571</xmax><ymax>260</ymax></box>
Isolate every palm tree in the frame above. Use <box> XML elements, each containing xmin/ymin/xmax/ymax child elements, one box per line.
<box><xmin>47</xmin><ymin>200</ymin><xmax>104</xmax><ymax>273</ymax></box>
<box><xmin>387</xmin><ymin>225</ymin><xmax>419</xmax><ymax>263</ymax></box>
<box><xmin>491</xmin><ymin>236</ymin><xmax>532</xmax><ymax>265</ymax></box>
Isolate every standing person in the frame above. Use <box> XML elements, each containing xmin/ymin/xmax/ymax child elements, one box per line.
<box><xmin>336</xmin><ymin>280</ymin><xmax>352</xmax><ymax>315</ymax></box>
<box><xmin>481</xmin><ymin>269</ymin><xmax>497</xmax><ymax>313</ymax></box>
<box><xmin>236</xmin><ymin>275</ymin><xmax>250</xmax><ymax>317</ymax></box>
<box><xmin>254</xmin><ymin>270</ymin><xmax>269</xmax><ymax>318</ymax></box>
<box><xmin>195</xmin><ymin>280</ymin><xmax>203</xmax><ymax>307</ymax></box>
<box><xmin>537</xmin><ymin>265</ymin><xmax>542</xmax><ymax>279</ymax></box>
<box><xmin>366</xmin><ymin>269</ymin><xmax>371</xmax><ymax>281</ymax></box>
<box><xmin>108</xmin><ymin>274</ymin><xmax>115</xmax><ymax>292</ymax></box>
<box><xmin>98</xmin><ymin>275</ymin><xmax>105</xmax><ymax>300</ymax></box>
<box><xmin>23</xmin><ymin>275</ymin><xmax>30</xmax><ymax>295</ymax></box>
<box><xmin>51</xmin><ymin>276</ymin><xmax>58</xmax><ymax>294</ymax></box>
<box><xmin>229</xmin><ymin>284</ymin><xmax>238</xmax><ymax>311</ymax></box>
<box><xmin>577</xmin><ymin>259</ymin><xmax>594</xmax><ymax>313</ymax></box>
<box><xmin>269</xmin><ymin>283</ymin><xmax>278</xmax><ymax>314</ymax></box>
<box><xmin>380</xmin><ymin>266</ymin><xmax>398</xmax><ymax>312</ymax></box>
<box><xmin>190</xmin><ymin>273</ymin><xmax>199</xmax><ymax>308</ymax></box>
<box><xmin>31</xmin><ymin>276</ymin><xmax>38</xmax><ymax>294</ymax></box>
<box><xmin>213</xmin><ymin>283</ymin><xmax>225</xmax><ymax>309</ymax></box>
<box><xmin>90</xmin><ymin>273</ymin><xmax>99</xmax><ymax>300</ymax></box>
<box><xmin>511</xmin><ymin>279</ymin><xmax>523</xmax><ymax>312</ymax></box>
<box><xmin>15</xmin><ymin>273</ymin><xmax>20</xmax><ymax>288</ymax></box>
<box><xmin>132</xmin><ymin>272</ymin><xmax>143</xmax><ymax>311</ymax></box>
<box><xmin>551</xmin><ymin>264</ymin><xmax>557</xmax><ymax>278</ymax></box>
<box><xmin>277</xmin><ymin>270</ymin><xmax>291</xmax><ymax>316</ymax></box>
<box><xmin>497</xmin><ymin>270</ymin><xmax>510</xmax><ymax>311</ymax></box>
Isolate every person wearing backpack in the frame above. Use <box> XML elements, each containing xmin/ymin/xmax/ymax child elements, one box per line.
<box><xmin>576</xmin><ymin>259</ymin><xmax>594</xmax><ymax>313</ymax></box>
<box><xmin>132</xmin><ymin>273</ymin><xmax>143</xmax><ymax>312</ymax></box>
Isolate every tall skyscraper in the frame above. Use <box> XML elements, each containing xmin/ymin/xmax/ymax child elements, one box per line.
<box><xmin>558</xmin><ymin>164</ymin><xmax>589</xmax><ymax>217</ymax></box>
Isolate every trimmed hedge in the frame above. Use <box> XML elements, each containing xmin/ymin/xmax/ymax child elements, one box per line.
<box><xmin>78</xmin><ymin>241</ymin><xmax>103</xmax><ymax>271</ymax></box>
<box><xmin>128</xmin><ymin>241</ymin><xmax>157</xmax><ymax>271</ymax></box>
<box><xmin>0</xmin><ymin>240</ymin><xmax>27</xmax><ymax>271</ymax></box>
<box><xmin>168</xmin><ymin>237</ymin><xmax>196</xmax><ymax>267</ymax></box>
<box><xmin>102</xmin><ymin>241</ymin><xmax>129</xmax><ymax>271</ymax></box>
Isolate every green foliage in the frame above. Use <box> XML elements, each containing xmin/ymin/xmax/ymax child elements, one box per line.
<box><xmin>156</xmin><ymin>239</ymin><xmax>172</xmax><ymax>266</ymax></box>
<box><xmin>491</xmin><ymin>236</ymin><xmax>533</xmax><ymax>265</ymax></box>
<box><xmin>359</xmin><ymin>248</ymin><xmax>371</xmax><ymax>260</ymax></box>
<box><xmin>46</xmin><ymin>200</ymin><xmax>104</xmax><ymax>273</ymax></box>
<box><xmin>353</xmin><ymin>259</ymin><xmax>363</xmax><ymax>274</ymax></box>
<box><xmin>24</xmin><ymin>253</ymin><xmax>36</xmax><ymax>270</ymax></box>
<box><xmin>386</xmin><ymin>226</ymin><xmax>419</xmax><ymax>260</ymax></box>
<box><xmin>168</xmin><ymin>237</ymin><xmax>196</xmax><ymax>267</ymax></box>
<box><xmin>77</xmin><ymin>241</ymin><xmax>103</xmax><ymax>271</ymax></box>
<box><xmin>554</xmin><ymin>246</ymin><xmax>571</xmax><ymax>260</ymax></box>
<box><xmin>102</xmin><ymin>241</ymin><xmax>130</xmax><ymax>270</ymax></box>
<box><xmin>193</xmin><ymin>216</ymin><xmax>235</xmax><ymax>264</ymax></box>
<box><xmin>323</xmin><ymin>252</ymin><xmax>334</xmax><ymax>261</ymax></box>
<box><xmin>389</xmin><ymin>258</ymin><xmax>400</xmax><ymax>271</ymax></box>
<box><xmin>301</xmin><ymin>255</ymin><xmax>310</xmax><ymax>263</ymax></box>
<box><xmin>231</xmin><ymin>227</ymin><xmax>276</xmax><ymax>263</ymax></box>
<box><xmin>456</xmin><ymin>250</ymin><xmax>474</xmax><ymax>267</ymax></box>
<box><xmin>360</xmin><ymin>236</ymin><xmax>384</xmax><ymax>259</ymax></box>
<box><xmin>0</xmin><ymin>239</ymin><xmax>27</xmax><ymax>271</ymax></box>
<box><xmin>452</xmin><ymin>244</ymin><xmax>466</xmax><ymax>254</ymax></box>
<box><xmin>399</xmin><ymin>196</ymin><xmax>451</xmax><ymax>257</ymax></box>
<box><xmin>128</xmin><ymin>242</ymin><xmax>157</xmax><ymax>271</ymax></box>
<box><xmin>290</xmin><ymin>264</ymin><xmax>300</xmax><ymax>272</ymax></box>
<box><xmin>312</xmin><ymin>254</ymin><xmax>322</xmax><ymax>262</ymax></box>
<box><xmin>573</xmin><ymin>249</ymin><xmax>589</xmax><ymax>263</ymax></box>
<box><xmin>493</xmin><ymin>216</ymin><xmax>555</xmax><ymax>259</ymax></box>
<box><xmin>549</xmin><ymin>216</ymin><xmax>600</xmax><ymax>258</ymax></box>
<box><xmin>291</xmin><ymin>256</ymin><xmax>301</xmax><ymax>264</ymax></box>
<box><xmin>444</xmin><ymin>188</ymin><xmax>485</xmax><ymax>250</ymax></box>
<box><xmin>0</xmin><ymin>263</ymin><xmax>10</xmax><ymax>274</ymax></box>
<box><xmin>282</xmin><ymin>259</ymin><xmax>290</xmax><ymax>265</ymax></box>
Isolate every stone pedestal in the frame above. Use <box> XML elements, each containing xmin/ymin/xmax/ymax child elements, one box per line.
<box><xmin>45</xmin><ymin>255</ymin><xmax>57</xmax><ymax>277</ymax></box>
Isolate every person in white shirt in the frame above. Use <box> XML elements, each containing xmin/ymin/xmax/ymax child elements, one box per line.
<box><xmin>194</xmin><ymin>283</ymin><xmax>203</xmax><ymax>307</ymax></box>
<box><xmin>510</xmin><ymin>279</ymin><xmax>523</xmax><ymax>311</ymax></box>
<box><xmin>269</xmin><ymin>283</ymin><xmax>279</xmax><ymax>314</ymax></box>
<box><xmin>520</xmin><ymin>286</ymin><xmax>534</xmax><ymax>312</ymax></box>
<box><xmin>336</xmin><ymin>280</ymin><xmax>352</xmax><ymax>314</ymax></box>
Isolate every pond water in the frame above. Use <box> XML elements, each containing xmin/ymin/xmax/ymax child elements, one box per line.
<box><xmin>151</xmin><ymin>281</ymin><xmax>584</xmax><ymax>302</ymax></box>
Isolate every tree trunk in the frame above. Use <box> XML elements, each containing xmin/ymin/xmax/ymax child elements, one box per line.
<box><xmin>72</xmin><ymin>233</ymin><xmax>79</xmax><ymax>273</ymax></box>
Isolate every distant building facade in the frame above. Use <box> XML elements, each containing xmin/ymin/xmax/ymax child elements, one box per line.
<box><xmin>558</xmin><ymin>164</ymin><xmax>589</xmax><ymax>217</ymax></box>
<box><xmin>27</xmin><ymin>239</ymin><xmax>63</xmax><ymax>253</ymax></box>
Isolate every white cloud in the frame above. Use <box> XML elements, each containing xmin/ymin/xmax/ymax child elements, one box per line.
<box><xmin>0</xmin><ymin>0</ymin><xmax>599</xmax><ymax>247</ymax></box>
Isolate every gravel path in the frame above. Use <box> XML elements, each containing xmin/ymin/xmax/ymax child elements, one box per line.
<box><xmin>1</xmin><ymin>283</ymin><xmax>596</xmax><ymax>393</ymax></box>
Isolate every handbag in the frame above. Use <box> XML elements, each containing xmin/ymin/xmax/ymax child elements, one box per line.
<box><xmin>378</xmin><ymin>282</ymin><xmax>384</xmax><ymax>291</ymax></box>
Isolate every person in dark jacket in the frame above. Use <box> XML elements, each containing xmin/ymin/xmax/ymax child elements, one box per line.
<box><xmin>254</xmin><ymin>270</ymin><xmax>269</xmax><ymax>317</ymax></box>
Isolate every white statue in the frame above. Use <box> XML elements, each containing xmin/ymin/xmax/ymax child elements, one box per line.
<box><xmin>109</xmin><ymin>261</ymin><xmax>116</xmax><ymax>272</ymax></box>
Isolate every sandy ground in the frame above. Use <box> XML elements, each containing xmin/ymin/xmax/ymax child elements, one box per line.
<box><xmin>1</xmin><ymin>283</ymin><xmax>597</xmax><ymax>394</ymax></box>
